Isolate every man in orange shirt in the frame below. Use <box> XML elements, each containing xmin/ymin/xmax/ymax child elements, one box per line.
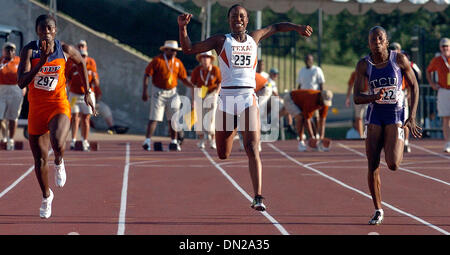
<box><xmin>0</xmin><ymin>42</ymin><xmax>25</xmax><ymax>150</ymax></box>
<box><xmin>190</xmin><ymin>51</ymin><xmax>221</xmax><ymax>149</ymax></box>
<box><xmin>281</xmin><ymin>89</ymin><xmax>333</xmax><ymax>151</ymax></box>
<box><xmin>426</xmin><ymin>37</ymin><xmax>450</xmax><ymax>153</ymax></box>
<box><xmin>66</xmin><ymin>40</ymin><xmax>99</xmax><ymax>151</ymax></box>
<box><xmin>142</xmin><ymin>40</ymin><xmax>194</xmax><ymax>151</ymax></box>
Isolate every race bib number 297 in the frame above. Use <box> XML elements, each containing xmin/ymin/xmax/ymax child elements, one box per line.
<box><xmin>34</xmin><ymin>74</ymin><xmax>58</xmax><ymax>91</ymax></box>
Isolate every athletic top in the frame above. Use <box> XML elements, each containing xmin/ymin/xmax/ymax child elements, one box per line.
<box><xmin>365</xmin><ymin>50</ymin><xmax>404</xmax><ymax>110</ymax></box>
<box><xmin>218</xmin><ymin>33</ymin><xmax>258</xmax><ymax>88</ymax></box>
<box><xmin>427</xmin><ymin>54</ymin><xmax>450</xmax><ymax>89</ymax></box>
<box><xmin>0</xmin><ymin>56</ymin><xmax>20</xmax><ymax>85</ymax></box>
<box><xmin>290</xmin><ymin>89</ymin><xmax>328</xmax><ymax>119</ymax></box>
<box><xmin>27</xmin><ymin>40</ymin><xmax>68</xmax><ymax>105</ymax></box>
<box><xmin>254</xmin><ymin>72</ymin><xmax>268</xmax><ymax>93</ymax></box>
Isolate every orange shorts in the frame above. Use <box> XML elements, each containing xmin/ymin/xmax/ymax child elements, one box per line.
<box><xmin>28</xmin><ymin>100</ymin><xmax>71</xmax><ymax>135</ymax></box>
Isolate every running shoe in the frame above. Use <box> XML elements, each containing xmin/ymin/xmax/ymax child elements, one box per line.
<box><xmin>82</xmin><ymin>140</ymin><xmax>90</xmax><ymax>152</ymax></box>
<box><xmin>197</xmin><ymin>140</ymin><xmax>206</xmax><ymax>149</ymax></box>
<box><xmin>40</xmin><ymin>189</ymin><xmax>54</xmax><ymax>219</ymax></box>
<box><xmin>298</xmin><ymin>140</ymin><xmax>307</xmax><ymax>152</ymax></box>
<box><xmin>210</xmin><ymin>139</ymin><xmax>216</xmax><ymax>149</ymax></box>
<box><xmin>54</xmin><ymin>159</ymin><xmax>66</xmax><ymax>187</ymax></box>
<box><xmin>70</xmin><ymin>140</ymin><xmax>76</xmax><ymax>150</ymax></box>
<box><xmin>251</xmin><ymin>195</ymin><xmax>266</xmax><ymax>211</ymax></box>
<box><xmin>6</xmin><ymin>139</ymin><xmax>14</xmax><ymax>151</ymax></box>
<box><xmin>444</xmin><ymin>142</ymin><xmax>450</xmax><ymax>153</ymax></box>
<box><xmin>142</xmin><ymin>139</ymin><xmax>151</xmax><ymax>151</ymax></box>
<box><xmin>368</xmin><ymin>209</ymin><xmax>384</xmax><ymax>225</ymax></box>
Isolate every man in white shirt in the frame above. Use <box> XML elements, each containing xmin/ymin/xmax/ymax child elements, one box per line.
<box><xmin>296</xmin><ymin>54</ymin><xmax>325</xmax><ymax>91</ymax></box>
<box><xmin>296</xmin><ymin>54</ymin><xmax>325</xmax><ymax>139</ymax></box>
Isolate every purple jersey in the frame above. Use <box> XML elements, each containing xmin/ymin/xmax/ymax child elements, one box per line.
<box><xmin>365</xmin><ymin>51</ymin><xmax>405</xmax><ymax>126</ymax></box>
<box><xmin>365</xmin><ymin>50</ymin><xmax>404</xmax><ymax>110</ymax></box>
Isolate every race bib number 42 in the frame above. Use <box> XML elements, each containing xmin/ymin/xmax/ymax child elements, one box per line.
<box><xmin>34</xmin><ymin>74</ymin><xmax>58</xmax><ymax>91</ymax></box>
<box><xmin>374</xmin><ymin>85</ymin><xmax>398</xmax><ymax>104</ymax></box>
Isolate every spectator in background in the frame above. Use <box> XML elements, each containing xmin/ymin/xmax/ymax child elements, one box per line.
<box><xmin>296</xmin><ymin>53</ymin><xmax>325</xmax><ymax>139</ymax></box>
<box><xmin>345</xmin><ymin>69</ymin><xmax>368</xmax><ymax>139</ymax></box>
<box><xmin>66</xmin><ymin>40</ymin><xmax>99</xmax><ymax>151</ymax></box>
<box><xmin>141</xmin><ymin>40</ymin><xmax>194</xmax><ymax>151</ymax></box>
<box><xmin>280</xmin><ymin>89</ymin><xmax>333</xmax><ymax>152</ymax></box>
<box><xmin>256</xmin><ymin>59</ymin><xmax>269</xmax><ymax>79</ymax></box>
<box><xmin>0</xmin><ymin>42</ymin><xmax>24</xmax><ymax>150</ymax></box>
<box><xmin>426</xmin><ymin>37</ymin><xmax>450</xmax><ymax>153</ymax></box>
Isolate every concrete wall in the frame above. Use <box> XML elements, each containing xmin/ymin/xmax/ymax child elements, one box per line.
<box><xmin>0</xmin><ymin>0</ymin><xmax>184</xmax><ymax>136</ymax></box>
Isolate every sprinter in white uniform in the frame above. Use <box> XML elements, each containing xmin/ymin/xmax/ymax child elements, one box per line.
<box><xmin>178</xmin><ymin>4</ymin><xmax>313</xmax><ymax>211</ymax></box>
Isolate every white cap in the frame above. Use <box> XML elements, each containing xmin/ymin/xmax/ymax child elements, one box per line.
<box><xmin>321</xmin><ymin>90</ymin><xmax>333</xmax><ymax>107</ymax></box>
<box><xmin>159</xmin><ymin>40</ymin><xmax>181</xmax><ymax>51</ymax></box>
<box><xmin>440</xmin><ymin>37</ymin><xmax>449</xmax><ymax>47</ymax></box>
<box><xmin>3</xmin><ymin>42</ymin><xmax>16</xmax><ymax>50</ymax></box>
<box><xmin>78</xmin><ymin>40</ymin><xmax>87</xmax><ymax>46</ymax></box>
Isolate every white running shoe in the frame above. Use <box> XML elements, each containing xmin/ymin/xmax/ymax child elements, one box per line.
<box><xmin>251</xmin><ymin>195</ymin><xmax>266</xmax><ymax>211</ymax></box>
<box><xmin>368</xmin><ymin>209</ymin><xmax>384</xmax><ymax>225</ymax></box>
<box><xmin>70</xmin><ymin>140</ymin><xmax>76</xmax><ymax>150</ymax></box>
<box><xmin>82</xmin><ymin>140</ymin><xmax>90</xmax><ymax>151</ymax></box>
<box><xmin>40</xmin><ymin>189</ymin><xmax>54</xmax><ymax>219</ymax></box>
<box><xmin>298</xmin><ymin>140</ymin><xmax>307</xmax><ymax>152</ymax></box>
<box><xmin>6</xmin><ymin>139</ymin><xmax>14</xmax><ymax>151</ymax></box>
<box><xmin>210</xmin><ymin>139</ymin><xmax>216</xmax><ymax>149</ymax></box>
<box><xmin>444</xmin><ymin>142</ymin><xmax>450</xmax><ymax>153</ymax></box>
<box><xmin>197</xmin><ymin>140</ymin><xmax>206</xmax><ymax>149</ymax></box>
<box><xmin>55</xmin><ymin>159</ymin><xmax>66</xmax><ymax>187</ymax></box>
<box><xmin>142</xmin><ymin>139</ymin><xmax>151</xmax><ymax>151</ymax></box>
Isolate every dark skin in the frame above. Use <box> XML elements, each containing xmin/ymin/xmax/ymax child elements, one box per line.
<box><xmin>17</xmin><ymin>18</ymin><xmax>94</xmax><ymax>198</ymax></box>
<box><xmin>353</xmin><ymin>28</ymin><xmax>422</xmax><ymax>210</ymax></box>
<box><xmin>178</xmin><ymin>6</ymin><xmax>312</xmax><ymax>196</ymax></box>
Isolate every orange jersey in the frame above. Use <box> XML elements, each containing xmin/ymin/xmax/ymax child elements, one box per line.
<box><xmin>145</xmin><ymin>54</ymin><xmax>187</xmax><ymax>90</ymax></box>
<box><xmin>0</xmin><ymin>56</ymin><xmax>20</xmax><ymax>85</ymax></box>
<box><xmin>427</xmin><ymin>55</ymin><xmax>450</xmax><ymax>89</ymax></box>
<box><xmin>26</xmin><ymin>40</ymin><xmax>71</xmax><ymax>135</ymax></box>
<box><xmin>66</xmin><ymin>56</ymin><xmax>98</xmax><ymax>94</ymax></box>
<box><xmin>190</xmin><ymin>65</ymin><xmax>221</xmax><ymax>93</ymax></box>
<box><xmin>254</xmin><ymin>72</ymin><xmax>268</xmax><ymax>93</ymax></box>
<box><xmin>291</xmin><ymin>89</ymin><xmax>328</xmax><ymax>119</ymax></box>
<box><xmin>348</xmin><ymin>70</ymin><xmax>369</xmax><ymax>92</ymax></box>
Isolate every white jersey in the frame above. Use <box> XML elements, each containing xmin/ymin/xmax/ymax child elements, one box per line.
<box><xmin>218</xmin><ymin>33</ymin><xmax>258</xmax><ymax>88</ymax></box>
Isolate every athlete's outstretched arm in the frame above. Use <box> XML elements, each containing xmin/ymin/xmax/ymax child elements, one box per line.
<box><xmin>62</xmin><ymin>42</ymin><xmax>96</xmax><ymax>115</ymax></box>
<box><xmin>353</xmin><ymin>59</ymin><xmax>384</xmax><ymax>105</ymax></box>
<box><xmin>397</xmin><ymin>53</ymin><xmax>422</xmax><ymax>138</ymax></box>
<box><xmin>250</xmin><ymin>23</ymin><xmax>313</xmax><ymax>45</ymax></box>
<box><xmin>178</xmin><ymin>13</ymin><xmax>224</xmax><ymax>55</ymax></box>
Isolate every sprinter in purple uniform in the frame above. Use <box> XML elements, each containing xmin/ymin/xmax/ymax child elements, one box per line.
<box><xmin>353</xmin><ymin>26</ymin><xmax>422</xmax><ymax>225</ymax></box>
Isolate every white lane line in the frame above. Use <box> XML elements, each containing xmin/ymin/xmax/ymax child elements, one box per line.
<box><xmin>409</xmin><ymin>144</ymin><xmax>450</xmax><ymax>160</ymax></box>
<box><xmin>117</xmin><ymin>143</ymin><xmax>130</xmax><ymax>235</ymax></box>
<box><xmin>338</xmin><ymin>143</ymin><xmax>450</xmax><ymax>187</ymax></box>
<box><xmin>0</xmin><ymin>150</ymin><xmax>53</xmax><ymax>199</ymax></box>
<box><xmin>268</xmin><ymin>143</ymin><xmax>449</xmax><ymax>235</ymax></box>
<box><xmin>201</xmin><ymin>148</ymin><xmax>289</xmax><ymax>235</ymax></box>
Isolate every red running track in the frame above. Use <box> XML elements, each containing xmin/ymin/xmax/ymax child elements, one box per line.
<box><xmin>0</xmin><ymin>139</ymin><xmax>449</xmax><ymax>235</ymax></box>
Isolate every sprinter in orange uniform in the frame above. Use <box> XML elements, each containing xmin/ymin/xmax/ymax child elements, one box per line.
<box><xmin>17</xmin><ymin>15</ymin><xmax>95</xmax><ymax>219</ymax></box>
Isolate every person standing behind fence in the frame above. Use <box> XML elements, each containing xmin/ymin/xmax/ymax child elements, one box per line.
<box><xmin>0</xmin><ymin>42</ymin><xmax>24</xmax><ymax>150</ymax></box>
<box><xmin>426</xmin><ymin>37</ymin><xmax>450</xmax><ymax>153</ymax></box>
<box><xmin>296</xmin><ymin>53</ymin><xmax>325</xmax><ymax>140</ymax></box>
<box><xmin>142</xmin><ymin>40</ymin><xmax>194</xmax><ymax>151</ymax></box>
<box><xmin>66</xmin><ymin>40</ymin><xmax>98</xmax><ymax>151</ymax></box>
<box><xmin>191</xmin><ymin>50</ymin><xmax>221</xmax><ymax>150</ymax></box>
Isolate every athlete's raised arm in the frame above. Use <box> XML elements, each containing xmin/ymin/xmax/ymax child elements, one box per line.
<box><xmin>178</xmin><ymin>13</ymin><xmax>224</xmax><ymax>55</ymax></box>
<box><xmin>250</xmin><ymin>23</ymin><xmax>313</xmax><ymax>45</ymax></box>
